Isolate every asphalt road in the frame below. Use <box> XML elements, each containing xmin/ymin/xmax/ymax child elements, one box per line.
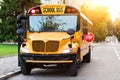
<box><xmin>8</xmin><ymin>42</ymin><xmax>120</xmax><ymax>80</ymax></box>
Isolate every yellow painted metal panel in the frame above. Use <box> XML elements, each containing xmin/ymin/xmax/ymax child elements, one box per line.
<box><xmin>26</xmin><ymin>60</ymin><xmax>73</xmax><ymax>63</ymax></box>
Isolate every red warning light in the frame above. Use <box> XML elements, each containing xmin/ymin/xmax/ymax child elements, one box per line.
<box><xmin>31</xmin><ymin>9</ymin><xmax>36</xmax><ymax>14</ymax></box>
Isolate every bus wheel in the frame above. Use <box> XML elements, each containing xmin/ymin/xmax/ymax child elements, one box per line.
<box><xmin>20</xmin><ymin>60</ymin><xmax>32</xmax><ymax>75</ymax></box>
<box><xmin>70</xmin><ymin>59</ymin><xmax>78</xmax><ymax>76</ymax></box>
<box><xmin>82</xmin><ymin>48</ymin><xmax>91</xmax><ymax>63</ymax></box>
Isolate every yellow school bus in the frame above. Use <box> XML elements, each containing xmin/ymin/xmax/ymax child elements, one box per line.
<box><xmin>16</xmin><ymin>4</ymin><xmax>93</xmax><ymax>76</ymax></box>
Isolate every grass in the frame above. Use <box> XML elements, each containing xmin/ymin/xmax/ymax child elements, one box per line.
<box><xmin>0</xmin><ymin>44</ymin><xmax>18</xmax><ymax>57</ymax></box>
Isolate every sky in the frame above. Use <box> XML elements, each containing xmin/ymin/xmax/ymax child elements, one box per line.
<box><xmin>93</xmin><ymin>0</ymin><xmax>120</xmax><ymax>21</ymax></box>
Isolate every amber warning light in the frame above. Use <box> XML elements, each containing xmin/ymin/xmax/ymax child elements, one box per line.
<box><xmin>66</xmin><ymin>8</ymin><xmax>76</xmax><ymax>13</ymax></box>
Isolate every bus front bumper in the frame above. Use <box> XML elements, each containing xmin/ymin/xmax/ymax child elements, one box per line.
<box><xmin>19</xmin><ymin>53</ymin><xmax>77</xmax><ymax>64</ymax></box>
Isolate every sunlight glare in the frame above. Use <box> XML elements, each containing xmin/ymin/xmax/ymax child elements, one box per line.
<box><xmin>93</xmin><ymin>0</ymin><xmax>120</xmax><ymax>21</ymax></box>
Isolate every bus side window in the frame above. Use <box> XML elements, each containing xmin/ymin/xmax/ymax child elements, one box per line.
<box><xmin>83</xmin><ymin>27</ymin><xmax>88</xmax><ymax>34</ymax></box>
<box><xmin>83</xmin><ymin>20</ymin><xmax>88</xmax><ymax>34</ymax></box>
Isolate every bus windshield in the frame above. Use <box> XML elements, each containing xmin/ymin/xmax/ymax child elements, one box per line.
<box><xmin>29</xmin><ymin>15</ymin><xmax>77</xmax><ymax>32</ymax></box>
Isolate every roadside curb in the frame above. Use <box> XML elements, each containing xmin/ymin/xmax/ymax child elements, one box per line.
<box><xmin>0</xmin><ymin>70</ymin><xmax>21</xmax><ymax>80</ymax></box>
<box><xmin>0</xmin><ymin>54</ymin><xmax>17</xmax><ymax>58</ymax></box>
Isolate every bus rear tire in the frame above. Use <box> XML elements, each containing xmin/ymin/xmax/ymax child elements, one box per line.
<box><xmin>82</xmin><ymin>48</ymin><xmax>91</xmax><ymax>63</ymax></box>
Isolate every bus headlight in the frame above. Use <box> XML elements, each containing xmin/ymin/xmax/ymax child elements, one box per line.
<box><xmin>20</xmin><ymin>47</ymin><xmax>29</xmax><ymax>53</ymax></box>
<box><xmin>62</xmin><ymin>48</ymin><xmax>74</xmax><ymax>54</ymax></box>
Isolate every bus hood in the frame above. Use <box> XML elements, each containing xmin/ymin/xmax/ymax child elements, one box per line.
<box><xmin>29</xmin><ymin>32</ymin><xmax>70</xmax><ymax>40</ymax></box>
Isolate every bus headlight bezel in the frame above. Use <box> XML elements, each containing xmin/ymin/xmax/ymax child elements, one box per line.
<box><xmin>20</xmin><ymin>47</ymin><xmax>30</xmax><ymax>53</ymax></box>
<box><xmin>62</xmin><ymin>48</ymin><xmax>74</xmax><ymax>54</ymax></box>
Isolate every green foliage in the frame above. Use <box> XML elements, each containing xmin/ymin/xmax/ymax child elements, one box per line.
<box><xmin>0</xmin><ymin>0</ymin><xmax>21</xmax><ymax>42</ymax></box>
<box><xmin>107</xmin><ymin>20</ymin><xmax>113</xmax><ymax>36</ymax></box>
<box><xmin>93</xmin><ymin>23</ymin><xmax>108</xmax><ymax>42</ymax></box>
<box><xmin>113</xmin><ymin>18</ymin><xmax>120</xmax><ymax>41</ymax></box>
<box><xmin>20</xmin><ymin>0</ymin><xmax>41</xmax><ymax>11</ymax></box>
<box><xmin>81</xmin><ymin>3</ymin><xmax>111</xmax><ymax>42</ymax></box>
<box><xmin>0</xmin><ymin>0</ymin><xmax>41</xmax><ymax>42</ymax></box>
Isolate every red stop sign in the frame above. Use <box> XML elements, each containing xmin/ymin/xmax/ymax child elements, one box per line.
<box><xmin>84</xmin><ymin>32</ymin><xmax>94</xmax><ymax>42</ymax></box>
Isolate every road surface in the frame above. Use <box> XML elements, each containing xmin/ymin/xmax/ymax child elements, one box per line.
<box><xmin>8</xmin><ymin>42</ymin><xmax>120</xmax><ymax>80</ymax></box>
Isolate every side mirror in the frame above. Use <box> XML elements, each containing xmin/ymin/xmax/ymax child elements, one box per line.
<box><xmin>16</xmin><ymin>28</ymin><xmax>24</xmax><ymax>35</ymax></box>
<box><xmin>67</xmin><ymin>29</ymin><xmax>75</xmax><ymax>35</ymax></box>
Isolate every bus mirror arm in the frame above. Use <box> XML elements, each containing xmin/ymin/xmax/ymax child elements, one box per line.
<box><xmin>17</xmin><ymin>23</ymin><xmax>21</xmax><ymax>28</ymax></box>
<box><xmin>17</xmin><ymin>14</ymin><xmax>28</xmax><ymax>24</ymax></box>
<box><xmin>67</xmin><ymin>29</ymin><xmax>75</xmax><ymax>48</ymax></box>
<box><xmin>68</xmin><ymin>35</ymin><xmax>74</xmax><ymax>48</ymax></box>
<box><xmin>17</xmin><ymin>14</ymin><xmax>23</xmax><ymax>24</ymax></box>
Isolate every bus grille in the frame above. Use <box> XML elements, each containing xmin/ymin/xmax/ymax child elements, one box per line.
<box><xmin>32</xmin><ymin>41</ymin><xmax>45</xmax><ymax>52</ymax></box>
<box><xmin>32</xmin><ymin>41</ymin><xmax>59</xmax><ymax>52</ymax></box>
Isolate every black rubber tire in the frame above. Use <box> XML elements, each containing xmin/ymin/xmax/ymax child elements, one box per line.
<box><xmin>70</xmin><ymin>59</ymin><xmax>78</xmax><ymax>76</ymax></box>
<box><xmin>20</xmin><ymin>59</ymin><xmax>32</xmax><ymax>75</ymax></box>
<box><xmin>82</xmin><ymin>47</ymin><xmax>91</xmax><ymax>63</ymax></box>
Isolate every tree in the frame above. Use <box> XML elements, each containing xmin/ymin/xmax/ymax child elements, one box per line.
<box><xmin>81</xmin><ymin>2</ymin><xmax>111</xmax><ymax>42</ymax></box>
<box><xmin>20</xmin><ymin>0</ymin><xmax>41</xmax><ymax>14</ymax></box>
<box><xmin>107</xmin><ymin>20</ymin><xmax>113</xmax><ymax>36</ymax></box>
<box><xmin>0</xmin><ymin>0</ymin><xmax>41</xmax><ymax>42</ymax></box>
<box><xmin>0</xmin><ymin>0</ymin><xmax>22</xmax><ymax>42</ymax></box>
<box><xmin>113</xmin><ymin>18</ymin><xmax>120</xmax><ymax>41</ymax></box>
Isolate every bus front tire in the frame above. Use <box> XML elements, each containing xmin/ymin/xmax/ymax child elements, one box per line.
<box><xmin>70</xmin><ymin>59</ymin><xmax>78</xmax><ymax>76</ymax></box>
<box><xmin>20</xmin><ymin>59</ymin><xmax>32</xmax><ymax>75</ymax></box>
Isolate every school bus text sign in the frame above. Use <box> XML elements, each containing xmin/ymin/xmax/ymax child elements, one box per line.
<box><xmin>41</xmin><ymin>5</ymin><xmax>66</xmax><ymax>14</ymax></box>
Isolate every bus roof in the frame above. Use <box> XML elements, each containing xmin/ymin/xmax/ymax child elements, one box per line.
<box><xmin>28</xmin><ymin>4</ymin><xmax>80</xmax><ymax>15</ymax></box>
<box><xmin>28</xmin><ymin>4</ymin><xmax>93</xmax><ymax>25</ymax></box>
<box><xmin>80</xmin><ymin>12</ymin><xmax>93</xmax><ymax>25</ymax></box>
